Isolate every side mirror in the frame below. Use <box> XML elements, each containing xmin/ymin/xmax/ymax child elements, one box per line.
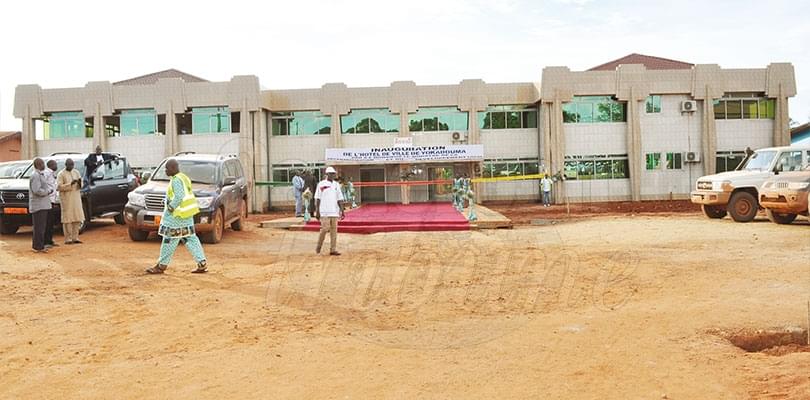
<box><xmin>224</xmin><ymin>177</ymin><xmax>237</xmax><ymax>186</ymax></box>
<box><xmin>774</xmin><ymin>164</ymin><xmax>783</xmax><ymax>174</ymax></box>
<box><xmin>141</xmin><ymin>172</ymin><xmax>152</xmax><ymax>182</ymax></box>
<box><xmin>92</xmin><ymin>171</ymin><xmax>104</xmax><ymax>181</ymax></box>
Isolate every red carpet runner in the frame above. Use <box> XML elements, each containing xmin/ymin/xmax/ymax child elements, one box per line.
<box><xmin>303</xmin><ymin>203</ymin><xmax>470</xmax><ymax>234</ymax></box>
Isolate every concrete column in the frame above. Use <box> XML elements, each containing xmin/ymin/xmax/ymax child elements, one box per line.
<box><xmin>252</xmin><ymin>110</ymin><xmax>268</xmax><ymax>211</ymax></box>
<box><xmin>540</xmin><ymin>102</ymin><xmax>552</xmax><ymax>201</ymax></box>
<box><xmin>774</xmin><ymin>84</ymin><xmax>790</xmax><ymax>147</ymax></box>
<box><xmin>550</xmin><ymin>99</ymin><xmax>566</xmax><ymax>204</ymax></box>
<box><xmin>165</xmin><ymin>102</ymin><xmax>178</xmax><ymax>156</ymax></box>
<box><xmin>21</xmin><ymin>107</ymin><xmax>36</xmax><ymax>159</ymax></box>
<box><xmin>330</xmin><ymin>106</ymin><xmax>342</xmax><ymax>148</ymax></box>
<box><xmin>626</xmin><ymin>88</ymin><xmax>642</xmax><ymax>202</ymax></box>
<box><xmin>400</xmin><ymin>163</ymin><xmax>411</xmax><ymax>205</ymax></box>
<box><xmin>92</xmin><ymin>103</ymin><xmax>105</xmax><ymax>150</ymax></box>
<box><xmin>238</xmin><ymin>101</ymin><xmax>255</xmax><ymax>212</ymax></box>
<box><xmin>400</xmin><ymin>111</ymin><xmax>409</xmax><ymax>138</ymax></box>
<box><xmin>701</xmin><ymin>86</ymin><xmax>717</xmax><ymax>176</ymax></box>
<box><xmin>467</xmin><ymin>109</ymin><xmax>484</xmax><ymax>203</ymax></box>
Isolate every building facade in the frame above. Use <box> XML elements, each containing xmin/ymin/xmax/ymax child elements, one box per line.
<box><xmin>0</xmin><ymin>131</ymin><xmax>22</xmax><ymax>162</ymax></box>
<box><xmin>13</xmin><ymin>55</ymin><xmax>797</xmax><ymax>210</ymax></box>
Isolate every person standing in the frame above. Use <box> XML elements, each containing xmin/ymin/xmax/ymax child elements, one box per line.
<box><xmin>292</xmin><ymin>170</ymin><xmax>305</xmax><ymax>217</ymax></box>
<box><xmin>83</xmin><ymin>145</ymin><xmax>116</xmax><ymax>185</ymax></box>
<box><xmin>146</xmin><ymin>159</ymin><xmax>207</xmax><ymax>275</ymax></box>
<box><xmin>28</xmin><ymin>158</ymin><xmax>53</xmax><ymax>253</ymax></box>
<box><xmin>303</xmin><ymin>169</ymin><xmax>317</xmax><ymax>214</ymax></box>
<box><xmin>57</xmin><ymin>158</ymin><xmax>85</xmax><ymax>245</ymax></box>
<box><xmin>314</xmin><ymin>166</ymin><xmax>344</xmax><ymax>256</ymax></box>
<box><xmin>540</xmin><ymin>174</ymin><xmax>553</xmax><ymax>207</ymax></box>
<box><xmin>43</xmin><ymin>159</ymin><xmax>60</xmax><ymax>248</ymax></box>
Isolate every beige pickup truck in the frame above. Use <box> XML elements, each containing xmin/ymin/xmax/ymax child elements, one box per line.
<box><xmin>759</xmin><ymin>165</ymin><xmax>810</xmax><ymax>224</ymax></box>
<box><xmin>691</xmin><ymin>146</ymin><xmax>810</xmax><ymax>222</ymax></box>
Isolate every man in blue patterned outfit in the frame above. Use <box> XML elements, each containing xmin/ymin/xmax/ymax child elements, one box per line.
<box><xmin>146</xmin><ymin>159</ymin><xmax>207</xmax><ymax>275</ymax></box>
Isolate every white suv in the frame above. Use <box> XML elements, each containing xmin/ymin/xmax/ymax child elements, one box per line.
<box><xmin>691</xmin><ymin>145</ymin><xmax>810</xmax><ymax>222</ymax></box>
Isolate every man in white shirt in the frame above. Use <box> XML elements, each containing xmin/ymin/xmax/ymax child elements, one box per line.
<box><xmin>43</xmin><ymin>159</ymin><xmax>60</xmax><ymax>248</ymax></box>
<box><xmin>292</xmin><ymin>170</ymin><xmax>305</xmax><ymax>217</ymax></box>
<box><xmin>314</xmin><ymin>166</ymin><xmax>344</xmax><ymax>255</ymax></box>
<box><xmin>540</xmin><ymin>174</ymin><xmax>553</xmax><ymax>207</ymax></box>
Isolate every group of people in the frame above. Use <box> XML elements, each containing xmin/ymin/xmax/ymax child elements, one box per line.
<box><xmin>27</xmin><ymin>147</ymin><xmax>206</xmax><ymax>275</ymax></box>
<box><xmin>28</xmin><ymin>158</ymin><xmax>84</xmax><ymax>253</ymax></box>
<box><xmin>292</xmin><ymin>169</ymin><xmax>356</xmax><ymax>218</ymax></box>
<box><xmin>452</xmin><ymin>174</ymin><xmax>472</xmax><ymax>212</ymax></box>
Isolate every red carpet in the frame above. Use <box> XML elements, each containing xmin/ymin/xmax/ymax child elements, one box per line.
<box><xmin>302</xmin><ymin>203</ymin><xmax>470</xmax><ymax>234</ymax></box>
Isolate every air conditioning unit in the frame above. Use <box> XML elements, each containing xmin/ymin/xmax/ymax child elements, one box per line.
<box><xmin>451</xmin><ymin>131</ymin><xmax>469</xmax><ymax>143</ymax></box>
<box><xmin>681</xmin><ymin>100</ymin><xmax>697</xmax><ymax>112</ymax></box>
<box><xmin>685</xmin><ymin>151</ymin><xmax>700</xmax><ymax>163</ymax></box>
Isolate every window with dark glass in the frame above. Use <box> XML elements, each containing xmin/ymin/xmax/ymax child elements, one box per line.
<box><xmin>646</xmin><ymin>153</ymin><xmax>661</xmax><ymax>170</ymax></box>
<box><xmin>666</xmin><ymin>152</ymin><xmax>683</xmax><ymax>169</ymax></box>
<box><xmin>342</xmin><ymin>109</ymin><xmax>399</xmax><ymax>134</ymax></box>
<box><xmin>409</xmin><ymin>107</ymin><xmax>468</xmax><ymax>132</ymax></box>
<box><xmin>271</xmin><ymin>163</ymin><xmax>325</xmax><ymax>183</ymax></box>
<box><xmin>272</xmin><ymin>111</ymin><xmax>331</xmax><ymax>136</ymax></box>
<box><xmin>482</xmin><ymin>158</ymin><xmax>540</xmax><ymax>178</ymax></box>
<box><xmin>714</xmin><ymin>93</ymin><xmax>774</xmax><ymax>120</ymax></box>
<box><xmin>646</xmin><ymin>95</ymin><xmax>662</xmax><ymax>113</ymax></box>
<box><xmin>564</xmin><ymin>154</ymin><xmax>629</xmax><ymax>180</ymax></box>
<box><xmin>192</xmin><ymin>107</ymin><xmax>230</xmax><ymax>134</ymax></box>
<box><xmin>562</xmin><ymin>97</ymin><xmax>626</xmax><ymax>124</ymax></box>
<box><xmin>120</xmin><ymin>109</ymin><xmax>157</xmax><ymax>136</ymax></box>
<box><xmin>715</xmin><ymin>151</ymin><xmax>746</xmax><ymax>173</ymax></box>
<box><xmin>47</xmin><ymin>112</ymin><xmax>86</xmax><ymax>139</ymax></box>
<box><xmin>478</xmin><ymin>105</ymin><xmax>537</xmax><ymax>130</ymax></box>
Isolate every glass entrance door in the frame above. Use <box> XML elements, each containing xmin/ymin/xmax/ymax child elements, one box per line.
<box><xmin>428</xmin><ymin>166</ymin><xmax>454</xmax><ymax>201</ymax></box>
<box><xmin>359</xmin><ymin>168</ymin><xmax>386</xmax><ymax>203</ymax></box>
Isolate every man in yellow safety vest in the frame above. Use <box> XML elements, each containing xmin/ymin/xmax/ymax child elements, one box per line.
<box><xmin>146</xmin><ymin>159</ymin><xmax>207</xmax><ymax>274</ymax></box>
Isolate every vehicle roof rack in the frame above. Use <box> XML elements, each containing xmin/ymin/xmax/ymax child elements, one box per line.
<box><xmin>173</xmin><ymin>151</ymin><xmax>196</xmax><ymax>156</ymax></box>
<box><xmin>49</xmin><ymin>152</ymin><xmax>83</xmax><ymax>156</ymax></box>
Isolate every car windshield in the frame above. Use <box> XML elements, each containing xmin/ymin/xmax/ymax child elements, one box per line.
<box><xmin>739</xmin><ymin>150</ymin><xmax>777</xmax><ymax>171</ymax></box>
<box><xmin>150</xmin><ymin>160</ymin><xmax>218</xmax><ymax>185</ymax></box>
<box><xmin>0</xmin><ymin>161</ymin><xmax>31</xmax><ymax>178</ymax></box>
<box><xmin>20</xmin><ymin>158</ymin><xmax>87</xmax><ymax>178</ymax></box>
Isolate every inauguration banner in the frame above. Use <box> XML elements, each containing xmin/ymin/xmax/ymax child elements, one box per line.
<box><xmin>325</xmin><ymin>145</ymin><xmax>484</xmax><ymax>164</ymax></box>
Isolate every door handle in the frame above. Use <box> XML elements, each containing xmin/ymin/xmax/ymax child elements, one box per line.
<box><xmin>117</xmin><ymin>184</ymin><xmax>129</xmax><ymax>189</ymax></box>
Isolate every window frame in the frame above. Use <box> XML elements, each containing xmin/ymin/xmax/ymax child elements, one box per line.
<box><xmin>191</xmin><ymin>107</ymin><xmax>231</xmax><ymax>134</ymax></box>
<box><xmin>645</xmin><ymin>95</ymin><xmax>662</xmax><ymax>114</ymax></box>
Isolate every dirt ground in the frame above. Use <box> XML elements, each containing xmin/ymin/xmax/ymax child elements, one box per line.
<box><xmin>1</xmin><ymin>211</ymin><xmax>809</xmax><ymax>399</ymax></box>
<box><xmin>489</xmin><ymin>199</ymin><xmax>702</xmax><ymax>225</ymax></box>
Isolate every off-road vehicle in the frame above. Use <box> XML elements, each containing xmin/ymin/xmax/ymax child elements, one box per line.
<box><xmin>123</xmin><ymin>153</ymin><xmax>248</xmax><ymax>243</ymax></box>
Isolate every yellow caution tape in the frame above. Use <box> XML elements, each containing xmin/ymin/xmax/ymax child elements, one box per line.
<box><xmin>472</xmin><ymin>174</ymin><xmax>545</xmax><ymax>183</ymax></box>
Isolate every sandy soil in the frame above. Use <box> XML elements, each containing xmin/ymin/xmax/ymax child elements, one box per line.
<box><xmin>1</xmin><ymin>213</ymin><xmax>809</xmax><ymax>399</ymax></box>
<box><xmin>489</xmin><ymin>200</ymin><xmax>702</xmax><ymax>225</ymax></box>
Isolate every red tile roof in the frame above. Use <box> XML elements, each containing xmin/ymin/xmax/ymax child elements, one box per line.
<box><xmin>113</xmin><ymin>69</ymin><xmax>208</xmax><ymax>86</ymax></box>
<box><xmin>588</xmin><ymin>53</ymin><xmax>693</xmax><ymax>71</ymax></box>
<box><xmin>0</xmin><ymin>131</ymin><xmax>21</xmax><ymax>144</ymax></box>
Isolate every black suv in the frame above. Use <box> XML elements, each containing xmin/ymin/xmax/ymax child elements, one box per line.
<box><xmin>0</xmin><ymin>153</ymin><xmax>137</xmax><ymax>234</ymax></box>
<box><xmin>123</xmin><ymin>153</ymin><xmax>248</xmax><ymax>244</ymax></box>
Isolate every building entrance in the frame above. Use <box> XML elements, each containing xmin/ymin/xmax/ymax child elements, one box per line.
<box><xmin>428</xmin><ymin>166</ymin><xmax>454</xmax><ymax>201</ymax></box>
<box><xmin>359</xmin><ymin>168</ymin><xmax>386</xmax><ymax>203</ymax></box>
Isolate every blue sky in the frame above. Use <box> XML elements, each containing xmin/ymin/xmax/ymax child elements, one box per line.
<box><xmin>0</xmin><ymin>0</ymin><xmax>807</xmax><ymax>130</ymax></box>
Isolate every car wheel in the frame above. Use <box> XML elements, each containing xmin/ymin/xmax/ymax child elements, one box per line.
<box><xmin>0</xmin><ymin>222</ymin><xmax>19</xmax><ymax>235</ymax></box>
<box><xmin>201</xmin><ymin>208</ymin><xmax>224</xmax><ymax>244</ymax></box>
<box><xmin>231</xmin><ymin>199</ymin><xmax>247</xmax><ymax>231</ymax></box>
<box><xmin>728</xmin><ymin>191</ymin><xmax>758</xmax><ymax>223</ymax></box>
<box><xmin>128</xmin><ymin>227</ymin><xmax>149</xmax><ymax>241</ymax></box>
<box><xmin>702</xmin><ymin>205</ymin><xmax>727</xmax><ymax>219</ymax></box>
<box><xmin>765</xmin><ymin>209</ymin><xmax>797</xmax><ymax>225</ymax></box>
<box><xmin>114</xmin><ymin>213</ymin><xmax>126</xmax><ymax>225</ymax></box>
